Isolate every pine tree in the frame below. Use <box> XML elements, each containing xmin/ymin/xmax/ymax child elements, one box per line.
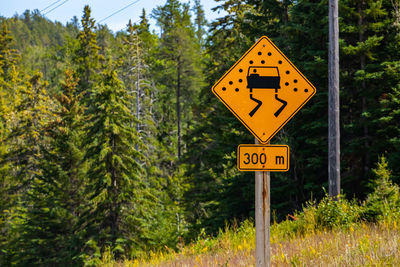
<box><xmin>2</xmin><ymin>69</ymin><xmax>55</xmax><ymax>265</ymax></box>
<box><xmin>273</xmin><ymin>0</ymin><xmax>329</xmax><ymax>214</ymax></box>
<box><xmin>377</xmin><ymin>23</ymin><xmax>400</xmax><ymax>184</ymax></box>
<box><xmin>153</xmin><ymin>0</ymin><xmax>205</xmax><ymax>160</ymax></box>
<box><xmin>78</xmin><ymin>63</ymin><xmax>144</xmax><ymax>260</ymax></box>
<box><xmin>9</xmin><ymin>70</ymin><xmax>86</xmax><ymax>266</ymax></box>
<box><xmin>340</xmin><ymin>0</ymin><xmax>393</xmax><ymax>196</ymax></box>
<box><xmin>74</xmin><ymin>5</ymin><xmax>103</xmax><ymax>97</ymax></box>
<box><xmin>192</xmin><ymin>0</ymin><xmax>207</xmax><ymax>48</ymax></box>
<box><xmin>364</xmin><ymin>156</ymin><xmax>400</xmax><ymax>221</ymax></box>
<box><xmin>183</xmin><ymin>0</ymin><xmax>256</xmax><ymax>235</ymax></box>
<box><xmin>0</xmin><ymin>22</ymin><xmax>21</xmax><ymax>264</ymax></box>
<box><xmin>152</xmin><ymin>0</ymin><xmax>205</xmax><ymax>237</ymax></box>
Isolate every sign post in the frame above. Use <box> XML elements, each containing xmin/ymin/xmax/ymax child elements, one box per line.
<box><xmin>212</xmin><ymin>36</ymin><xmax>316</xmax><ymax>267</ymax></box>
<box><xmin>255</xmin><ymin>139</ymin><xmax>270</xmax><ymax>266</ymax></box>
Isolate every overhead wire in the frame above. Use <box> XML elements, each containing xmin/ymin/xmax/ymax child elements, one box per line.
<box><xmin>43</xmin><ymin>0</ymin><xmax>70</xmax><ymax>16</ymax></box>
<box><xmin>98</xmin><ymin>0</ymin><xmax>142</xmax><ymax>23</ymax></box>
<box><xmin>40</xmin><ymin>0</ymin><xmax>63</xmax><ymax>12</ymax></box>
<box><xmin>42</xmin><ymin>0</ymin><xmax>142</xmax><ymax>32</ymax></box>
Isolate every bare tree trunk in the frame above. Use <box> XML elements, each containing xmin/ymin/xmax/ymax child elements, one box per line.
<box><xmin>177</xmin><ymin>58</ymin><xmax>181</xmax><ymax>160</ymax></box>
<box><xmin>136</xmin><ymin>33</ymin><xmax>140</xmax><ymax>135</ymax></box>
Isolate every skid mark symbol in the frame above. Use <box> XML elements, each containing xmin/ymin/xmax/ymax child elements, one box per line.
<box><xmin>247</xmin><ymin>66</ymin><xmax>287</xmax><ymax>117</ymax></box>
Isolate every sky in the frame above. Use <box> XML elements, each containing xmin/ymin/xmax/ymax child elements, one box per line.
<box><xmin>0</xmin><ymin>0</ymin><xmax>227</xmax><ymax>33</ymax></box>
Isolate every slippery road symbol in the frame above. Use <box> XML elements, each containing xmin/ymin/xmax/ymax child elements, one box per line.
<box><xmin>246</xmin><ymin>66</ymin><xmax>287</xmax><ymax>117</ymax></box>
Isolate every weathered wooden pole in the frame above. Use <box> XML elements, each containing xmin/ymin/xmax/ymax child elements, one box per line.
<box><xmin>255</xmin><ymin>138</ymin><xmax>270</xmax><ymax>267</ymax></box>
<box><xmin>328</xmin><ymin>0</ymin><xmax>340</xmax><ymax>197</ymax></box>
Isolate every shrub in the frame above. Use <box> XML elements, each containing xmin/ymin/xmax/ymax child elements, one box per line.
<box><xmin>363</xmin><ymin>156</ymin><xmax>400</xmax><ymax>222</ymax></box>
<box><xmin>312</xmin><ymin>194</ymin><xmax>361</xmax><ymax>229</ymax></box>
<box><xmin>274</xmin><ymin>193</ymin><xmax>361</xmax><ymax>238</ymax></box>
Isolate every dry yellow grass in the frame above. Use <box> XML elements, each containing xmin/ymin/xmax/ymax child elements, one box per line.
<box><xmin>103</xmin><ymin>221</ymin><xmax>400</xmax><ymax>267</ymax></box>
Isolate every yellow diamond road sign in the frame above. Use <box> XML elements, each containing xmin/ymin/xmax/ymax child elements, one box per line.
<box><xmin>212</xmin><ymin>36</ymin><xmax>316</xmax><ymax>144</ymax></box>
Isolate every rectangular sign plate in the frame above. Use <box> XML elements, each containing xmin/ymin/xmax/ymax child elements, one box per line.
<box><xmin>237</xmin><ymin>144</ymin><xmax>289</xmax><ymax>171</ymax></box>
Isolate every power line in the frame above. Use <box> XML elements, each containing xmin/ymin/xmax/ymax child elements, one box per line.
<box><xmin>41</xmin><ymin>0</ymin><xmax>63</xmax><ymax>12</ymax></box>
<box><xmin>98</xmin><ymin>0</ymin><xmax>142</xmax><ymax>24</ymax></box>
<box><xmin>44</xmin><ymin>0</ymin><xmax>69</xmax><ymax>16</ymax></box>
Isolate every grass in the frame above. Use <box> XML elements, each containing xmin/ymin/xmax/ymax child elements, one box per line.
<box><xmin>100</xmin><ymin>220</ymin><xmax>400</xmax><ymax>266</ymax></box>
<box><xmin>99</xmin><ymin>159</ymin><xmax>400</xmax><ymax>266</ymax></box>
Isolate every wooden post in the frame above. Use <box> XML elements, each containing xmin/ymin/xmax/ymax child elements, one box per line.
<box><xmin>255</xmin><ymin>138</ymin><xmax>270</xmax><ymax>267</ymax></box>
<box><xmin>328</xmin><ymin>0</ymin><xmax>340</xmax><ymax>197</ymax></box>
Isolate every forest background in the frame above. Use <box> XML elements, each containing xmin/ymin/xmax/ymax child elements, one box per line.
<box><xmin>1</xmin><ymin>0</ymin><xmax>400</xmax><ymax>265</ymax></box>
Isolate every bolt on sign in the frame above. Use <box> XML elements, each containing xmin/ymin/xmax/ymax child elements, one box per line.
<box><xmin>212</xmin><ymin>36</ymin><xmax>316</xmax><ymax>144</ymax></box>
<box><xmin>237</xmin><ymin>145</ymin><xmax>289</xmax><ymax>171</ymax></box>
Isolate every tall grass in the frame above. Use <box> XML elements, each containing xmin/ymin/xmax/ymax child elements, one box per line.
<box><xmin>101</xmin><ymin>157</ymin><xmax>400</xmax><ymax>266</ymax></box>
<box><xmin>102</xmin><ymin>219</ymin><xmax>400</xmax><ymax>266</ymax></box>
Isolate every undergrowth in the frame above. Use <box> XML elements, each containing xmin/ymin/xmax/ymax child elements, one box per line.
<box><xmin>100</xmin><ymin>156</ymin><xmax>400</xmax><ymax>266</ymax></box>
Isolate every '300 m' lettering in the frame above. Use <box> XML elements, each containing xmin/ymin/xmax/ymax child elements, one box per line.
<box><xmin>243</xmin><ymin>153</ymin><xmax>267</xmax><ymax>165</ymax></box>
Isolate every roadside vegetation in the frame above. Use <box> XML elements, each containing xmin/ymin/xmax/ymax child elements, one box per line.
<box><xmin>99</xmin><ymin>157</ymin><xmax>400</xmax><ymax>266</ymax></box>
<box><xmin>105</xmin><ymin>220</ymin><xmax>399</xmax><ymax>266</ymax></box>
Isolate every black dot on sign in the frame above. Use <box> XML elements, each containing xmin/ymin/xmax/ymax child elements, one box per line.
<box><xmin>285</xmin><ymin>82</ymin><xmax>289</xmax><ymax>86</ymax></box>
<box><xmin>253</xmin><ymin>69</ymin><xmax>257</xmax><ymax>73</ymax></box>
<box><xmin>258</xmin><ymin>52</ymin><xmax>262</xmax><ymax>55</ymax></box>
<box><xmin>263</xmin><ymin>44</ymin><xmax>266</xmax><ymax>47</ymax></box>
<box><xmin>250</xmin><ymin>60</ymin><xmax>253</xmax><ymax>64</ymax></box>
<box><xmin>239</xmin><ymin>69</ymin><xmax>243</xmax><ymax>72</ymax></box>
<box><xmin>239</xmin><ymin>79</ymin><xmax>243</xmax><ymax>83</ymax></box>
<box><xmin>229</xmin><ymin>81</ymin><xmax>233</xmax><ymax>85</ymax></box>
<box><xmin>261</xmin><ymin>60</ymin><xmax>265</xmax><ymax>64</ymax></box>
<box><xmin>294</xmin><ymin>88</ymin><xmax>298</xmax><ymax>92</ymax></box>
<box><xmin>222</xmin><ymin>87</ymin><xmax>226</xmax><ymax>91</ymax></box>
<box><xmin>304</xmin><ymin>88</ymin><xmax>309</xmax><ymax>92</ymax></box>
<box><xmin>235</xmin><ymin>88</ymin><xmax>239</xmax><ymax>92</ymax></box>
<box><xmin>294</xmin><ymin>79</ymin><xmax>298</xmax><ymax>83</ymax></box>
<box><xmin>268</xmin><ymin>52</ymin><xmax>272</xmax><ymax>56</ymax></box>
<box><xmin>278</xmin><ymin>60</ymin><xmax>282</xmax><ymax>64</ymax></box>
<box><xmin>286</xmin><ymin>70</ymin><xmax>290</xmax><ymax>74</ymax></box>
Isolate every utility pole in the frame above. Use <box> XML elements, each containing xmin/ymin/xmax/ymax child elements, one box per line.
<box><xmin>328</xmin><ymin>0</ymin><xmax>340</xmax><ymax>197</ymax></box>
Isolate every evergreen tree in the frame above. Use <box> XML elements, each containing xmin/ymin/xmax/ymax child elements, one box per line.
<box><xmin>153</xmin><ymin>0</ymin><xmax>204</xmax><ymax>160</ymax></box>
<box><xmin>78</xmin><ymin>63</ymin><xmax>143</xmax><ymax>261</ymax></box>
<box><xmin>152</xmin><ymin>0</ymin><xmax>205</xmax><ymax>237</ymax></box>
<box><xmin>377</xmin><ymin>19</ymin><xmax>400</xmax><ymax>184</ymax></box>
<box><xmin>183</xmin><ymin>0</ymin><xmax>256</xmax><ymax>235</ymax></box>
<box><xmin>74</xmin><ymin>6</ymin><xmax>103</xmax><ymax>97</ymax></box>
<box><xmin>2</xmin><ymin>68</ymin><xmax>54</xmax><ymax>265</ymax></box>
<box><xmin>192</xmin><ymin>0</ymin><xmax>207</xmax><ymax>48</ymax></box>
<box><xmin>9</xmin><ymin>70</ymin><xmax>86</xmax><ymax>266</ymax></box>
<box><xmin>0</xmin><ymin>23</ymin><xmax>21</xmax><ymax>264</ymax></box>
<box><xmin>340</xmin><ymin>0</ymin><xmax>393</xmax><ymax>196</ymax></box>
<box><xmin>273</xmin><ymin>0</ymin><xmax>329</xmax><ymax>214</ymax></box>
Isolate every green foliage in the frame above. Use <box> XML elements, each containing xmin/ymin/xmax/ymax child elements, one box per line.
<box><xmin>363</xmin><ymin>156</ymin><xmax>400</xmax><ymax>221</ymax></box>
<box><xmin>74</xmin><ymin>6</ymin><xmax>103</xmax><ymax>96</ymax></box>
<box><xmin>276</xmin><ymin>194</ymin><xmax>361</xmax><ymax>237</ymax></box>
<box><xmin>311</xmin><ymin>195</ymin><xmax>361</xmax><ymax>229</ymax></box>
<box><xmin>78</xmin><ymin>64</ymin><xmax>143</xmax><ymax>259</ymax></box>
